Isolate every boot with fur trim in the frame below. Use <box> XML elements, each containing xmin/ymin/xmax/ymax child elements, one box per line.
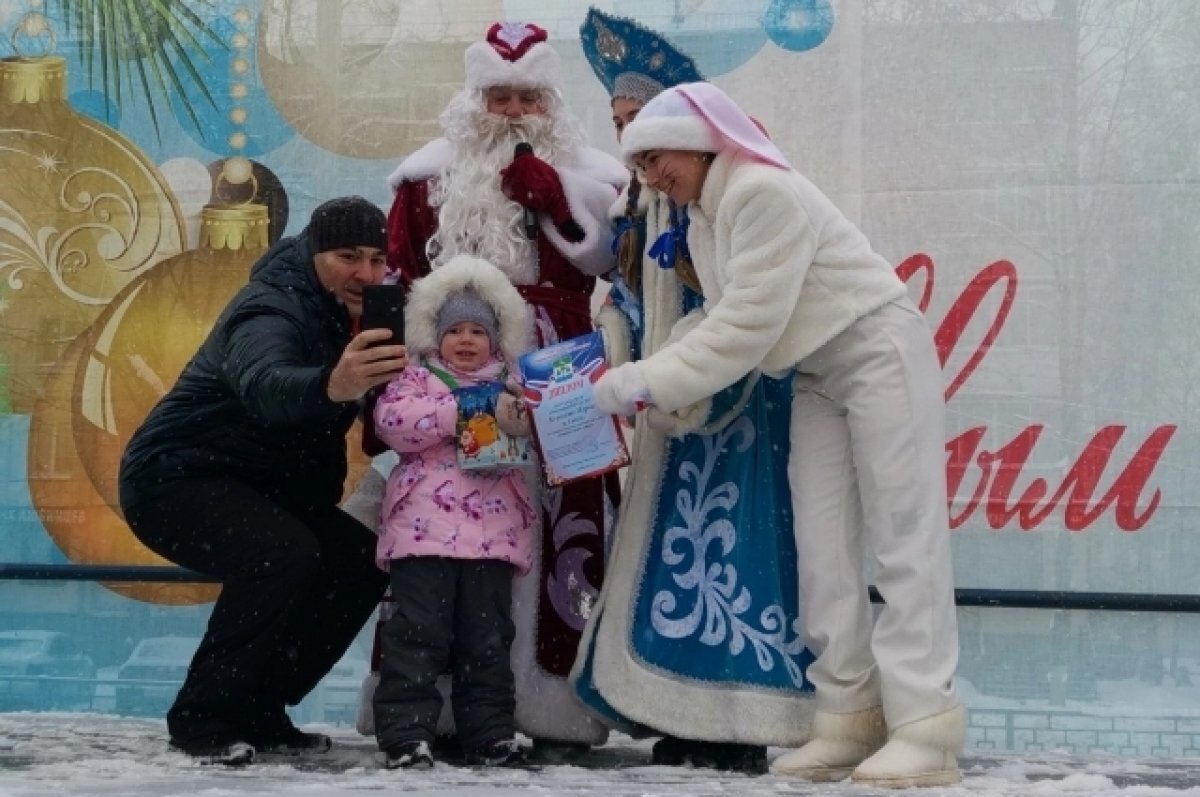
<box><xmin>850</xmin><ymin>704</ymin><xmax>966</xmax><ymax>789</ymax></box>
<box><xmin>769</xmin><ymin>706</ymin><xmax>886</xmax><ymax>781</ymax></box>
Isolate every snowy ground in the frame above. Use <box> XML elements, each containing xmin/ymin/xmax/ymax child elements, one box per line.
<box><xmin>3</xmin><ymin>713</ymin><xmax>1200</xmax><ymax>796</ymax></box>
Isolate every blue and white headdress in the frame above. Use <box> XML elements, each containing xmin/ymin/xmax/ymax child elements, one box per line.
<box><xmin>579</xmin><ymin>7</ymin><xmax>704</xmax><ymax>104</ymax></box>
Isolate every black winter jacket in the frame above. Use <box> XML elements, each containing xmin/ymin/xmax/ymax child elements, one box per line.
<box><xmin>118</xmin><ymin>233</ymin><xmax>359</xmax><ymax>514</ymax></box>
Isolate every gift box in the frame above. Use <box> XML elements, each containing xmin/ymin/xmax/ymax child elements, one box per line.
<box><xmin>452</xmin><ymin>382</ymin><xmax>534</xmax><ymax>471</ymax></box>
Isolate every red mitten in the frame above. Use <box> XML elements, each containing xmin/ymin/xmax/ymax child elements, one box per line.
<box><xmin>500</xmin><ymin>152</ymin><xmax>573</xmax><ymax>227</ymax></box>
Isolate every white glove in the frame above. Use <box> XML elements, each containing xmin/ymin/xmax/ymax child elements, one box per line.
<box><xmin>593</xmin><ymin>362</ymin><xmax>651</xmax><ymax>416</ymax></box>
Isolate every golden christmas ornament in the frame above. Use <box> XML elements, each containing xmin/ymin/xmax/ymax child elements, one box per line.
<box><xmin>70</xmin><ymin>202</ymin><xmax>271</xmax><ymax>507</ymax></box>
<box><xmin>25</xmin><ymin>202</ymin><xmax>373</xmax><ymax>606</ymax></box>
<box><xmin>27</xmin><ymin>332</ymin><xmax>220</xmax><ymax>606</ymax></box>
<box><xmin>0</xmin><ymin>55</ymin><xmax>184</xmax><ymax>413</ymax></box>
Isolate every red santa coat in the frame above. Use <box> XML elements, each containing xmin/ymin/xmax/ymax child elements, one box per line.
<box><xmin>385</xmin><ymin>137</ymin><xmax>627</xmax><ymax>744</ymax></box>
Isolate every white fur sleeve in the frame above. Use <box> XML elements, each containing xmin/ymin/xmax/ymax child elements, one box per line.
<box><xmin>595</xmin><ymin>303</ymin><xmax>633</xmax><ymax>369</ymax></box>
<box><xmin>540</xmin><ymin>166</ymin><xmax>626</xmax><ymax>277</ymax></box>
<box><xmin>637</xmin><ymin>175</ymin><xmax>814</xmax><ymax>413</ymax></box>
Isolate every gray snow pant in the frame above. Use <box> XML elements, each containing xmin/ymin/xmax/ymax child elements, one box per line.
<box><xmin>373</xmin><ymin>557</ymin><xmax>516</xmax><ymax>753</ymax></box>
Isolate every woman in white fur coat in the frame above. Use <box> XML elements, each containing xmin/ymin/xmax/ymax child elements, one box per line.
<box><xmin>575</xmin><ymin>8</ymin><xmax>814</xmax><ymax>775</ymax></box>
<box><xmin>592</xmin><ymin>82</ymin><xmax>966</xmax><ymax>789</ymax></box>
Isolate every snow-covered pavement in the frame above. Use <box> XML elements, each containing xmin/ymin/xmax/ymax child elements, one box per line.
<box><xmin>2</xmin><ymin>713</ymin><xmax>1200</xmax><ymax>796</ymax></box>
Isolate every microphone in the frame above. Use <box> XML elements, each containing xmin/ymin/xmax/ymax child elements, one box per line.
<box><xmin>514</xmin><ymin>142</ymin><xmax>538</xmax><ymax>240</ymax></box>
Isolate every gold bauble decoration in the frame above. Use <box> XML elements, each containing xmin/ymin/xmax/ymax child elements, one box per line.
<box><xmin>28</xmin><ymin>203</ymin><xmax>373</xmax><ymax>605</ymax></box>
<box><xmin>27</xmin><ymin>332</ymin><xmax>219</xmax><ymax>605</ymax></box>
<box><xmin>255</xmin><ymin>0</ymin><xmax>503</xmax><ymax>158</ymax></box>
<box><xmin>0</xmin><ymin>56</ymin><xmax>184</xmax><ymax>412</ymax></box>
<box><xmin>206</xmin><ymin>156</ymin><xmax>289</xmax><ymax>246</ymax></box>
<box><xmin>71</xmin><ymin>203</ymin><xmax>271</xmax><ymax>506</ymax></box>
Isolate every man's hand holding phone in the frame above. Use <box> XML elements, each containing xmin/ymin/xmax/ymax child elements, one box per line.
<box><xmin>327</xmin><ymin>330</ymin><xmax>408</xmax><ymax>402</ymax></box>
<box><xmin>327</xmin><ymin>282</ymin><xmax>409</xmax><ymax>402</ymax></box>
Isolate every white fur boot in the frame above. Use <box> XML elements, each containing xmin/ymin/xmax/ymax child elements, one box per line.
<box><xmin>769</xmin><ymin>706</ymin><xmax>886</xmax><ymax>781</ymax></box>
<box><xmin>850</xmin><ymin>704</ymin><xmax>967</xmax><ymax>789</ymax></box>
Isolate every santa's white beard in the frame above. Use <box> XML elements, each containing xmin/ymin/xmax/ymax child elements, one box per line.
<box><xmin>429</xmin><ymin>113</ymin><xmax>566</xmax><ymax>285</ymax></box>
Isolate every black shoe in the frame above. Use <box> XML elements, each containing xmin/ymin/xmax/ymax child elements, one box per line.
<box><xmin>170</xmin><ymin>739</ymin><xmax>255</xmax><ymax>766</ymax></box>
<box><xmin>652</xmin><ymin>737</ymin><xmax>767</xmax><ymax>774</ymax></box>
<box><xmin>243</xmin><ymin>709</ymin><xmax>332</xmax><ymax>754</ymax></box>
<box><xmin>650</xmin><ymin>735</ymin><xmax>690</xmax><ymax>766</ymax></box>
<box><xmin>697</xmin><ymin>742</ymin><xmax>767</xmax><ymax>774</ymax></box>
<box><xmin>256</xmin><ymin>727</ymin><xmax>333</xmax><ymax>755</ymax></box>
<box><xmin>528</xmin><ymin>738</ymin><xmax>589</xmax><ymax>764</ymax></box>
<box><xmin>465</xmin><ymin>738</ymin><xmax>526</xmax><ymax>767</ymax></box>
<box><xmin>431</xmin><ymin>734</ymin><xmax>464</xmax><ymax>760</ymax></box>
<box><xmin>383</xmin><ymin>740</ymin><xmax>434</xmax><ymax>770</ymax></box>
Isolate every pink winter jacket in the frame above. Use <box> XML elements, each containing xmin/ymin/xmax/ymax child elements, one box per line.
<box><xmin>373</xmin><ymin>363</ymin><xmax>535</xmax><ymax>575</ymax></box>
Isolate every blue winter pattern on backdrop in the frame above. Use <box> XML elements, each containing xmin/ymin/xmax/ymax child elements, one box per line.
<box><xmin>763</xmin><ymin>0</ymin><xmax>834</xmax><ymax>52</ymax></box>
<box><xmin>596</xmin><ymin>0</ymin><xmax>833</xmax><ymax>77</ymax></box>
<box><xmin>166</xmin><ymin>14</ymin><xmax>294</xmax><ymax>157</ymax></box>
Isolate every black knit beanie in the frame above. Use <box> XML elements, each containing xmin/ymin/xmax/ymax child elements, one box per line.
<box><xmin>307</xmin><ymin>196</ymin><xmax>387</xmax><ymax>253</ymax></box>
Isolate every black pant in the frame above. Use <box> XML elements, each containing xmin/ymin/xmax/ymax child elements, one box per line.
<box><xmin>374</xmin><ymin>557</ymin><xmax>516</xmax><ymax>753</ymax></box>
<box><xmin>123</xmin><ymin>477</ymin><xmax>388</xmax><ymax>748</ymax></box>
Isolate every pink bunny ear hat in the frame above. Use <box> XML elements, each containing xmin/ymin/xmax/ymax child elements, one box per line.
<box><xmin>619</xmin><ymin>81</ymin><xmax>791</xmax><ymax>170</ymax></box>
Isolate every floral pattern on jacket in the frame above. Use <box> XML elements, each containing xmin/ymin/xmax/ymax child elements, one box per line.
<box><xmin>373</xmin><ymin>364</ymin><xmax>535</xmax><ymax>575</ymax></box>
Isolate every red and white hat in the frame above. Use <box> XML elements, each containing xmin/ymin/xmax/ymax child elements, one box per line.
<box><xmin>464</xmin><ymin>22</ymin><xmax>562</xmax><ymax>94</ymax></box>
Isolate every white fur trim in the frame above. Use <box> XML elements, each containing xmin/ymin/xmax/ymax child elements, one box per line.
<box><xmin>538</xmin><ymin>163</ymin><xmax>625</xmax><ymax>276</ymax></box>
<box><xmin>620</xmin><ymin>113</ymin><xmax>720</xmax><ymax>165</ymax></box>
<box><xmin>594</xmin><ymin>305</ymin><xmax>632</xmax><ymax>370</ymax></box>
<box><xmin>404</xmin><ymin>254</ymin><xmax>534</xmax><ymax>361</ymax></box>
<box><xmin>511</xmin><ymin>461</ymin><xmax>610</xmax><ymax>745</ymax></box>
<box><xmin>465</xmin><ymin>39</ymin><xmax>562</xmax><ymax>93</ymax></box>
<box><xmin>387</xmin><ymin>138</ymin><xmax>453</xmax><ymax>190</ymax></box>
<box><xmin>387</xmin><ymin>142</ymin><xmax>627</xmax><ymax>282</ymax></box>
<box><xmin>567</xmin><ymin>147</ymin><xmax>629</xmax><ymax>191</ymax></box>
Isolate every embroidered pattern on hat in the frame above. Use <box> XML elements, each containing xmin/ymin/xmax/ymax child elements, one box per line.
<box><xmin>487</xmin><ymin>22</ymin><xmax>548</xmax><ymax>62</ymax></box>
<box><xmin>579</xmin><ymin>9</ymin><xmax>703</xmax><ymax>103</ymax></box>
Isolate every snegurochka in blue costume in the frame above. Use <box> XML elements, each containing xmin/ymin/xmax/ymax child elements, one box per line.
<box><xmin>572</xmin><ymin>8</ymin><xmax>815</xmax><ymax>774</ymax></box>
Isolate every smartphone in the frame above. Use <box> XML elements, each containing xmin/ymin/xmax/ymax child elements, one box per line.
<box><xmin>361</xmin><ymin>283</ymin><xmax>405</xmax><ymax>345</ymax></box>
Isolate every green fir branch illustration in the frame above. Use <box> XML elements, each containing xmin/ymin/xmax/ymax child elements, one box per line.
<box><xmin>52</xmin><ymin>0</ymin><xmax>225</xmax><ymax>137</ymax></box>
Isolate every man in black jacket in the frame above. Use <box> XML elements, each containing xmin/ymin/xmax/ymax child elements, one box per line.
<box><xmin>119</xmin><ymin>196</ymin><xmax>405</xmax><ymax>765</ymax></box>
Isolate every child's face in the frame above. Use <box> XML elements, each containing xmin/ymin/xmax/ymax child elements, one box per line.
<box><xmin>440</xmin><ymin>321</ymin><xmax>492</xmax><ymax>370</ymax></box>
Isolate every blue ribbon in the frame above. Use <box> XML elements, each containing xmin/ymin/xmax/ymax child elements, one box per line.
<box><xmin>648</xmin><ymin>205</ymin><xmax>691</xmax><ymax>270</ymax></box>
<box><xmin>647</xmin><ymin>229</ymin><xmax>675</xmax><ymax>270</ymax></box>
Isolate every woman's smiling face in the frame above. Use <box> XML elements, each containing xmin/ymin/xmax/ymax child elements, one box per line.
<box><xmin>633</xmin><ymin>148</ymin><xmax>712</xmax><ymax>205</ymax></box>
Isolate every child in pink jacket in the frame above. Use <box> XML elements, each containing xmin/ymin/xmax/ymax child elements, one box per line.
<box><xmin>372</xmin><ymin>254</ymin><xmax>536</xmax><ymax>770</ymax></box>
